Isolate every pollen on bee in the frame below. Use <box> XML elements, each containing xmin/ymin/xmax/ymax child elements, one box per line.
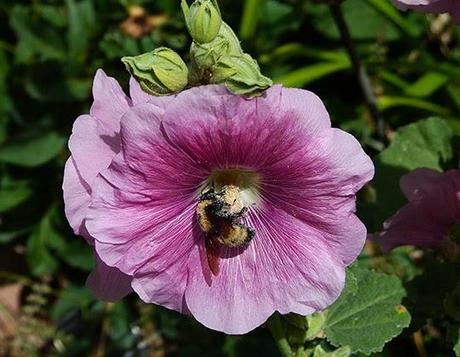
<box><xmin>197</xmin><ymin>200</ymin><xmax>213</xmax><ymax>233</ymax></box>
<box><xmin>214</xmin><ymin>223</ymin><xmax>255</xmax><ymax>247</ymax></box>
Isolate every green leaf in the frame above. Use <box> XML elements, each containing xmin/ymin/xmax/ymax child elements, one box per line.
<box><xmin>377</xmin><ymin>96</ymin><xmax>450</xmax><ymax>116</ymax></box>
<box><xmin>25</xmin><ymin>66</ymin><xmax>91</xmax><ymax>102</ymax></box>
<box><xmin>27</xmin><ymin>213</ymin><xmax>60</xmax><ymax>276</ymax></box>
<box><xmin>66</xmin><ymin>0</ymin><xmax>96</xmax><ymax>61</ymax></box>
<box><xmin>239</xmin><ymin>0</ymin><xmax>265</xmax><ymax>40</ymax></box>
<box><xmin>52</xmin><ymin>285</ymin><xmax>95</xmax><ymax>320</ymax></box>
<box><xmin>305</xmin><ymin>0</ymin><xmax>401</xmax><ymax>41</ymax></box>
<box><xmin>26</xmin><ymin>206</ymin><xmax>68</xmax><ymax>276</ymax></box>
<box><xmin>9</xmin><ymin>5</ymin><xmax>66</xmax><ymax>63</ymax></box>
<box><xmin>0</xmin><ymin>228</ymin><xmax>31</xmax><ymax>244</ymax></box>
<box><xmin>366</xmin><ymin>0</ymin><xmax>420</xmax><ymax>38</ymax></box>
<box><xmin>405</xmin><ymin>261</ymin><xmax>460</xmax><ymax>329</ymax></box>
<box><xmin>324</xmin><ymin>267</ymin><xmax>411</xmax><ymax>354</ymax></box>
<box><xmin>0</xmin><ymin>132</ymin><xmax>65</xmax><ymax>167</ymax></box>
<box><xmin>274</xmin><ymin>61</ymin><xmax>350</xmax><ymax>87</ymax></box>
<box><xmin>447</xmin><ymin>85</ymin><xmax>460</xmax><ymax>111</ymax></box>
<box><xmin>57</xmin><ymin>240</ymin><xmax>94</xmax><ymax>272</ymax></box>
<box><xmin>0</xmin><ymin>183</ymin><xmax>32</xmax><ymax>212</ymax></box>
<box><xmin>108</xmin><ymin>302</ymin><xmax>136</xmax><ymax>350</ymax></box>
<box><xmin>313</xmin><ymin>343</ymin><xmax>351</xmax><ymax>357</ymax></box>
<box><xmin>260</xmin><ymin>43</ymin><xmax>348</xmax><ymax>64</ymax></box>
<box><xmin>454</xmin><ymin>327</ymin><xmax>460</xmax><ymax>357</ymax></box>
<box><xmin>258</xmin><ymin>0</ymin><xmax>300</xmax><ymax>41</ymax></box>
<box><xmin>404</xmin><ymin>72</ymin><xmax>448</xmax><ymax>98</ymax></box>
<box><xmin>380</xmin><ymin>70</ymin><xmax>410</xmax><ymax>90</ymax></box>
<box><xmin>379</xmin><ymin>117</ymin><xmax>453</xmax><ymax>170</ymax></box>
<box><xmin>306</xmin><ymin>313</ymin><xmax>328</xmax><ymax>341</ymax></box>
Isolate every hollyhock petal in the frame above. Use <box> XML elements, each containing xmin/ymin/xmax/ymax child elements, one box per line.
<box><xmin>129</xmin><ymin>77</ymin><xmax>151</xmax><ymax>105</ymax></box>
<box><xmin>265</xmin><ymin>128</ymin><xmax>374</xmax><ymax>217</ymax></box>
<box><xmin>130</xmin><ymin>229</ymin><xmax>199</xmax><ymax>313</ymax></box>
<box><xmin>400</xmin><ymin>168</ymin><xmax>443</xmax><ymax>201</ymax></box>
<box><xmin>372</xmin><ymin>169</ymin><xmax>460</xmax><ymax>251</ymax></box>
<box><xmin>129</xmin><ymin>77</ymin><xmax>177</xmax><ymax>109</ymax></box>
<box><xmin>261</xmin><ymin>128</ymin><xmax>373</xmax><ymax>265</ymax></box>
<box><xmin>63</xmin><ymin>70</ymin><xmax>139</xmax><ymax>303</ymax></box>
<box><xmin>65</xmin><ymin>69</ymin><xmax>131</xmax><ymax>242</ymax></box>
<box><xmin>316</xmin><ymin>129</ymin><xmax>375</xmax><ymax>192</ymax></box>
<box><xmin>90</xmin><ymin>69</ymin><xmax>131</xmax><ymax>136</ymax></box>
<box><xmin>278</xmin><ymin>87</ymin><xmax>331</xmax><ymax>131</ymax></box>
<box><xmin>68</xmin><ymin>115</ymin><xmax>120</xmax><ymax>186</ymax></box>
<box><xmin>71</xmin><ymin>82</ymin><xmax>373</xmax><ymax>333</ymax></box>
<box><xmin>452</xmin><ymin>3</ymin><xmax>460</xmax><ymax>23</ymax></box>
<box><xmin>62</xmin><ymin>158</ymin><xmax>91</xmax><ymax>241</ymax></box>
<box><xmin>392</xmin><ymin>0</ymin><xmax>460</xmax><ymax>24</ymax></box>
<box><xmin>185</xmin><ymin>205</ymin><xmax>345</xmax><ymax>335</ymax></box>
<box><xmin>372</xmin><ymin>200</ymin><xmax>450</xmax><ymax>251</ymax></box>
<box><xmin>326</xmin><ymin>214</ymin><xmax>368</xmax><ymax>266</ymax></box>
<box><xmin>88</xmin><ymin>156</ymin><xmax>197</xmax><ymax>313</ymax></box>
<box><xmin>87</xmin><ymin>152</ymin><xmax>198</xmax><ymax>276</ymax></box>
<box><xmin>86</xmin><ymin>254</ymin><xmax>132</xmax><ymax>301</ymax></box>
<box><xmin>162</xmin><ymin>86</ymin><xmax>331</xmax><ymax>159</ymax></box>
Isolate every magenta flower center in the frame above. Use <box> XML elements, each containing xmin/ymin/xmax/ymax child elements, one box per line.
<box><xmin>206</xmin><ymin>168</ymin><xmax>260</xmax><ymax>205</ymax></box>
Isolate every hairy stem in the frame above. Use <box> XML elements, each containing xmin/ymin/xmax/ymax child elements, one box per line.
<box><xmin>330</xmin><ymin>2</ymin><xmax>387</xmax><ymax>142</ymax></box>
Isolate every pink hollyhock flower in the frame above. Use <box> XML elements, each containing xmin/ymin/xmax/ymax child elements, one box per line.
<box><xmin>371</xmin><ymin>168</ymin><xmax>460</xmax><ymax>252</ymax></box>
<box><xmin>63</xmin><ymin>69</ymin><xmax>373</xmax><ymax>334</ymax></box>
<box><xmin>63</xmin><ymin>70</ymin><xmax>141</xmax><ymax>301</ymax></box>
<box><xmin>392</xmin><ymin>0</ymin><xmax>460</xmax><ymax>24</ymax></box>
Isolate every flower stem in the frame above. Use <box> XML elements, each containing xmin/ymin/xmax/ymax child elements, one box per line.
<box><xmin>268</xmin><ymin>314</ymin><xmax>294</xmax><ymax>357</ymax></box>
<box><xmin>330</xmin><ymin>2</ymin><xmax>387</xmax><ymax>143</ymax></box>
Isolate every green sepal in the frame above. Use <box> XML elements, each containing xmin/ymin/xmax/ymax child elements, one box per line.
<box><xmin>190</xmin><ymin>22</ymin><xmax>243</xmax><ymax>69</ymax></box>
<box><xmin>212</xmin><ymin>53</ymin><xmax>272</xmax><ymax>97</ymax></box>
<box><xmin>182</xmin><ymin>0</ymin><xmax>222</xmax><ymax>44</ymax></box>
<box><xmin>121</xmin><ymin>47</ymin><xmax>188</xmax><ymax>96</ymax></box>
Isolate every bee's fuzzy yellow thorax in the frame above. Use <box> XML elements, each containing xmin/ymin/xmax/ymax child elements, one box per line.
<box><xmin>196</xmin><ymin>184</ymin><xmax>255</xmax><ymax>248</ymax></box>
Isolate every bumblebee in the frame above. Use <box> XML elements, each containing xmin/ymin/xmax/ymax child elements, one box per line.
<box><xmin>196</xmin><ymin>185</ymin><xmax>255</xmax><ymax>275</ymax></box>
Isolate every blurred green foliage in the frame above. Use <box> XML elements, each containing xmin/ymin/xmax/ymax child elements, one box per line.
<box><xmin>1</xmin><ymin>0</ymin><xmax>460</xmax><ymax>356</ymax></box>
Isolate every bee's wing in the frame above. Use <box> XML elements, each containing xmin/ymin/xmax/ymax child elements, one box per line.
<box><xmin>205</xmin><ymin>237</ymin><xmax>221</xmax><ymax>276</ymax></box>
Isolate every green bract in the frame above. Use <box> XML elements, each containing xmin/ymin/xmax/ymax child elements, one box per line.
<box><xmin>190</xmin><ymin>22</ymin><xmax>242</xmax><ymax>69</ymax></box>
<box><xmin>182</xmin><ymin>0</ymin><xmax>222</xmax><ymax>44</ymax></box>
<box><xmin>212</xmin><ymin>53</ymin><xmax>273</xmax><ymax>97</ymax></box>
<box><xmin>121</xmin><ymin>48</ymin><xmax>188</xmax><ymax>96</ymax></box>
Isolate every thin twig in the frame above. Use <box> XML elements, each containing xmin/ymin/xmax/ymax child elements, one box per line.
<box><xmin>330</xmin><ymin>2</ymin><xmax>387</xmax><ymax>142</ymax></box>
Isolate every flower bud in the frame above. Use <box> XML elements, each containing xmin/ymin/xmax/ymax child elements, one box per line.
<box><xmin>211</xmin><ymin>53</ymin><xmax>272</xmax><ymax>97</ymax></box>
<box><xmin>190</xmin><ymin>22</ymin><xmax>242</xmax><ymax>69</ymax></box>
<box><xmin>182</xmin><ymin>0</ymin><xmax>222</xmax><ymax>44</ymax></box>
<box><xmin>122</xmin><ymin>47</ymin><xmax>188</xmax><ymax>96</ymax></box>
<box><xmin>218</xmin><ymin>22</ymin><xmax>243</xmax><ymax>54</ymax></box>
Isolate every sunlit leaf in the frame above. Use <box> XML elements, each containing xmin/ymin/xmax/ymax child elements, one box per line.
<box><xmin>324</xmin><ymin>266</ymin><xmax>411</xmax><ymax>354</ymax></box>
<box><xmin>377</xmin><ymin>96</ymin><xmax>450</xmax><ymax>116</ymax></box>
<box><xmin>273</xmin><ymin>61</ymin><xmax>350</xmax><ymax>87</ymax></box>
<box><xmin>404</xmin><ymin>72</ymin><xmax>448</xmax><ymax>98</ymax></box>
